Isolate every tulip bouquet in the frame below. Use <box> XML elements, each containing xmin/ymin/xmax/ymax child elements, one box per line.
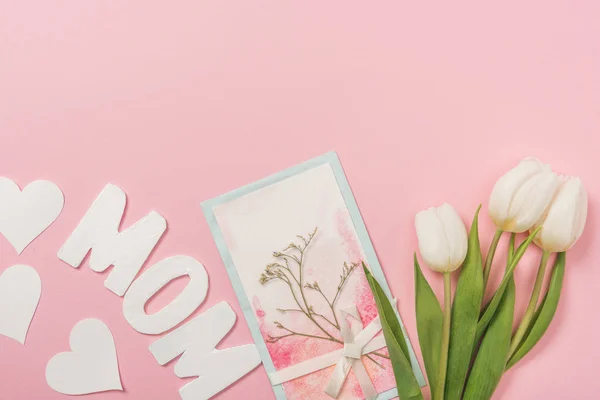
<box><xmin>364</xmin><ymin>158</ymin><xmax>587</xmax><ymax>400</ymax></box>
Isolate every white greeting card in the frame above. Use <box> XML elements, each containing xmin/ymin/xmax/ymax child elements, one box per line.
<box><xmin>203</xmin><ymin>152</ymin><xmax>423</xmax><ymax>400</ymax></box>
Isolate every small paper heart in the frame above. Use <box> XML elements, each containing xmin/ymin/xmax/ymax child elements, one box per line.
<box><xmin>46</xmin><ymin>319</ymin><xmax>123</xmax><ymax>395</ymax></box>
<box><xmin>0</xmin><ymin>265</ymin><xmax>41</xmax><ymax>344</ymax></box>
<box><xmin>0</xmin><ymin>178</ymin><xmax>64</xmax><ymax>254</ymax></box>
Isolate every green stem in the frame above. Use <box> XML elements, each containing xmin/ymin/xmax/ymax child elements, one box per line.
<box><xmin>505</xmin><ymin>233</ymin><xmax>516</xmax><ymax>274</ymax></box>
<box><xmin>435</xmin><ymin>272</ymin><xmax>452</xmax><ymax>400</ymax></box>
<box><xmin>507</xmin><ymin>250</ymin><xmax>551</xmax><ymax>359</ymax></box>
<box><xmin>483</xmin><ymin>229</ymin><xmax>503</xmax><ymax>289</ymax></box>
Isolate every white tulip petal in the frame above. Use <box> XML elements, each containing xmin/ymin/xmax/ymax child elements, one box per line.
<box><xmin>573</xmin><ymin>180</ymin><xmax>588</xmax><ymax>243</ymax></box>
<box><xmin>535</xmin><ymin>177</ymin><xmax>588</xmax><ymax>252</ymax></box>
<box><xmin>509</xmin><ymin>172</ymin><xmax>560</xmax><ymax>232</ymax></box>
<box><xmin>489</xmin><ymin>158</ymin><xmax>548</xmax><ymax>230</ymax></box>
<box><xmin>415</xmin><ymin>208</ymin><xmax>451</xmax><ymax>272</ymax></box>
<box><xmin>536</xmin><ymin>199</ymin><xmax>574</xmax><ymax>252</ymax></box>
<box><xmin>436</xmin><ymin>204</ymin><xmax>468</xmax><ymax>270</ymax></box>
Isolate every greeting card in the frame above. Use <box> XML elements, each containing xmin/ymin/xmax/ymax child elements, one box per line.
<box><xmin>202</xmin><ymin>152</ymin><xmax>424</xmax><ymax>400</ymax></box>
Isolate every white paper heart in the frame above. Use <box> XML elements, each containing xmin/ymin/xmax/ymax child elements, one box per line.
<box><xmin>0</xmin><ymin>178</ymin><xmax>64</xmax><ymax>254</ymax></box>
<box><xmin>46</xmin><ymin>318</ymin><xmax>123</xmax><ymax>395</ymax></box>
<box><xmin>0</xmin><ymin>265</ymin><xmax>41</xmax><ymax>344</ymax></box>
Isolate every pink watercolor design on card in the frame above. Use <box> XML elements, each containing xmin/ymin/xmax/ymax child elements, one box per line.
<box><xmin>213</xmin><ymin>164</ymin><xmax>401</xmax><ymax>399</ymax></box>
<box><xmin>256</xmin><ymin>221</ymin><xmax>396</xmax><ymax>399</ymax></box>
<box><xmin>336</xmin><ymin>208</ymin><xmax>363</xmax><ymax>264</ymax></box>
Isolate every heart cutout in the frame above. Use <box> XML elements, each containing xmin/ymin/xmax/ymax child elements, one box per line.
<box><xmin>0</xmin><ymin>265</ymin><xmax>41</xmax><ymax>344</ymax></box>
<box><xmin>46</xmin><ymin>318</ymin><xmax>123</xmax><ymax>395</ymax></box>
<box><xmin>0</xmin><ymin>178</ymin><xmax>64</xmax><ymax>254</ymax></box>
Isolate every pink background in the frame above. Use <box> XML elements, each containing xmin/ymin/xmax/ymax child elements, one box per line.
<box><xmin>0</xmin><ymin>1</ymin><xmax>598</xmax><ymax>399</ymax></box>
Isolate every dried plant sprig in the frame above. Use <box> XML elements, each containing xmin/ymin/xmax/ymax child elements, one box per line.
<box><xmin>266</xmin><ymin>320</ymin><xmax>336</xmax><ymax>344</ymax></box>
<box><xmin>259</xmin><ymin>227</ymin><xmax>389</xmax><ymax>365</ymax></box>
<box><xmin>304</xmin><ymin>261</ymin><xmax>359</xmax><ymax>330</ymax></box>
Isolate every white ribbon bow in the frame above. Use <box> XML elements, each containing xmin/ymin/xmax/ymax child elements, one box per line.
<box><xmin>268</xmin><ymin>304</ymin><xmax>386</xmax><ymax>400</ymax></box>
<box><xmin>324</xmin><ymin>305</ymin><xmax>381</xmax><ymax>400</ymax></box>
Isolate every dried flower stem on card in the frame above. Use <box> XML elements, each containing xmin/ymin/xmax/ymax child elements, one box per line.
<box><xmin>259</xmin><ymin>228</ymin><xmax>389</xmax><ymax>365</ymax></box>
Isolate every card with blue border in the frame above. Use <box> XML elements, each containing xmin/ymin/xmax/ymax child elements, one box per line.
<box><xmin>202</xmin><ymin>152</ymin><xmax>424</xmax><ymax>400</ymax></box>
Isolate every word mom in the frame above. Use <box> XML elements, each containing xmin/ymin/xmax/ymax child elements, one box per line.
<box><xmin>57</xmin><ymin>184</ymin><xmax>261</xmax><ymax>400</ymax></box>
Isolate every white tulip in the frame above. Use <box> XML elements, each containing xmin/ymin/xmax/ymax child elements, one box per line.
<box><xmin>415</xmin><ymin>203</ymin><xmax>468</xmax><ymax>273</ymax></box>
<box><xmin>532</xmin><ymin>176</ymin><xmax>588</xmax><ymax>252</ymax></box>
<box><xmin>488</xmin><ymin>158</ymin><xmax>560</xmax><ymax>233</ymax></box>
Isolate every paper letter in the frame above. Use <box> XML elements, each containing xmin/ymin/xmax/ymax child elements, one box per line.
<box><xmin>57</xmin><ymin>184</ymin><xmax>167</xmax><ymax>296</ymax></box>
<box><xmin>149</xmin><ymin>302</ymin><xmax>262</xmax><ymax>400</ymax></box>
<box><xmin>123</xmin><ymin>256</ymin><xmax>209</xmax><ymax>334</ymax></box>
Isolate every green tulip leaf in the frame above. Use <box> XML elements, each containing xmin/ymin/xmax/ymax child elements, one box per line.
<box><xmin>363</xmin><ymin>264</ymin><xmax>424</xmax><ymax>400</ymax></box>
<box><xmin>463</xmin><ymin>274</ymin><xmax>515</xmax><ymax>400</ymax></box>
<box><xmin>414</xmin><ymin>255</ymin><xmax>443</xmax><ymax>397</ymax></box>
<box><xmin>475</xmin><ymin>227</ymin><xmax>540</xmax><ymax>343</ymax></box>
<box><xmin>445</xmin><ymin>207</ymin><xmax>484</xmax><ymax>400</ymax></box>
<box><xmin>506</xmin><ymin>252</ymin><xmax>566</xmax><ymax>369</ymax></box>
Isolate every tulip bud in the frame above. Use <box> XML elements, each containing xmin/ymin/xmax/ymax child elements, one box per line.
<box><xmin>532</xmin><ymin>176</ymin><xmax>588</xmax><ymax>252</ymax></box>
<box><xmin>488</xmin><ymin>158</ymin><xmax>560</xmax><ymax>233</ymax></box>
<box><xmin>415</xmin><ymin>203</ymin><xmax>468</xmax><ymax>273</ymax></box>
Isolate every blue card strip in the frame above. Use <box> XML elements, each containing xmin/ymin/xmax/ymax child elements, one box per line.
<box><xmin>202</xmin><ymin>151</ymin><xmax>425</xmax><ymax>400</ymax></box>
